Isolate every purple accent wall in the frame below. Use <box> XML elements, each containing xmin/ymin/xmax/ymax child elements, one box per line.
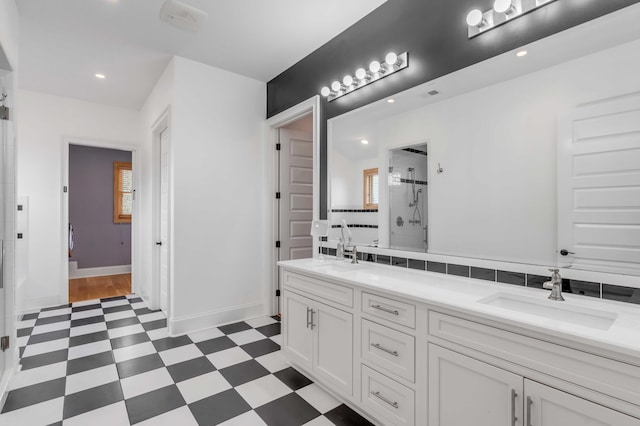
<box><xmin>69</xmin><ymin>144</ymin><xmax>132</xmax><ymax>269</ymax></box>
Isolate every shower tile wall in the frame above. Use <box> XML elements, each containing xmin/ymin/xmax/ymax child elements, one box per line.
<box><xmin>389</xmin><ymin>146</ymin><xmax>428</xmax><ymax>252</ymax></box>
<box><xmin>329</xmin><ymin>209</ymin><xmax>378</xmax><ymax>246</ymax></box>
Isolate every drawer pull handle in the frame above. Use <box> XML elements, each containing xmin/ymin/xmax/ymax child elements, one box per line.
<box><xmin>526</xmin><ymin>396</ymin><xmax>533</xmax><ymax>426</ymax></box>
<box><xmin>371</xmin><ymin>343</ymin><xmax>399</xmax><ymax>357</ymax></box>
<box><xmin>372</xmin><ymin>304</ymin><xmax>399</xmax><ymax>315</ymax></box>
<box><xmin>371</xmin><ymin>391</ymin><xmax>399</xmax><ymax>409</ymax></box>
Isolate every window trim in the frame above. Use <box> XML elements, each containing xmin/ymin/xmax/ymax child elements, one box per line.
<box><xmin>363</xmin><ymin>167</ymin><xmax>379</xmax><ymax>210</ymax></box>
<box><xmin>113</xmin><ymin>161</ymin><xmax>132</xmax><ymax>224</ymax></box>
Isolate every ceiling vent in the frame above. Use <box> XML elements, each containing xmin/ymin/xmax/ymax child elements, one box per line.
<box><xmin>159</xmin><ymin>0</ymin><xmax>208</xmax><ymax>32</ymax></box>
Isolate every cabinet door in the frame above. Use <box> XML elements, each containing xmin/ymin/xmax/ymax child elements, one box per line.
<box><xmin>429</xmin><ymin>344</ymin><xmax>523</xmax><ymax>426</ymax></box>
<box><xmin>282</xmin><ymin>291</ymin><xmax>313</xmax><ymax>370</ymax></box>
<box><xmin>313</xmin><ymin>301</ymin><xmax>353</xmax><ymax>395</ymax></box>
<box><xmin>525</xmin><ymin>380</ymin><xmax>639</xmax><ymax>426</ymax></box>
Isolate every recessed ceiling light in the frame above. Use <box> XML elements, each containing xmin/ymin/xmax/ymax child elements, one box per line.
<box><xmin>387</xmin><ymin>99</ymin><xmax>395</xmax><ymax>103</ymax></box>
<box><xmin>361</xmin><ymin>139</ymin><xmax>369</xmax><ymax>145</ymax></box>
<box><xmin>95</xmin><ymin>73</ymin><xmax>106</xmax><ymax>79</ymax></box>
<box><xmin>516</xmin><ymin>50</ymin><xmax>528</xmax><ymax>57</ymax></box>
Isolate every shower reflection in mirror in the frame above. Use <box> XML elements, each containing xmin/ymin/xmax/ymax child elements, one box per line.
<box><xmin>388</xmin><ymin>144</ymin><xmax>428</xmax><ymax>252</ymax></box>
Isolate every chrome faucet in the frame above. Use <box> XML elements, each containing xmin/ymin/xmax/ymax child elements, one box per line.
<box><xmin>543</xmin><ymin>269</ymin><xmax>565</xmax><ymax>301</ymax></box>
<box><xmin>344</xmin><ymin>244</ymin><xmax>359</xmax><ymax>264</ymax></box>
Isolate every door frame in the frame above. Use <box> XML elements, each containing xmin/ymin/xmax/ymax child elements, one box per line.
<box><xmin>264</xmin><ymin>96</ymin><xmax>320</xmax><ymax>315</ymax></box>
<box><xmin>61</xmin><ymin>137</ymin><xmax>139</xmax><ymax>304</ymax></box>
<box><xmin>150</xmin><ymin>108</ymin><xmax>172</xmax><ymax>315</ymax></box>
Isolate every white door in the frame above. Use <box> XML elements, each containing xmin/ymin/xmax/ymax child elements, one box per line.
<box><xmin>558</xmin><ymin>94</ymin><xmax>640</xmax><ymax>275</ymax></box>
<box><xmin>159</xmin><ymin>128</ymin><xmax>170</xmax><ymax>313</ymax></box>
<box><xmin>313</xmin><ymin>302</ymin><xmax>353</xmax><ymax>395</ymax></box>
<box><xmin>525</xmin><ymin>380</ymin><xmax>639</xmax><ymax>426</ymax></box>
<box><xmin>428</xmin><ymin>344</ymin><xmax>524</xmax><ymax>426</ymax></box>
<box><xmin>282</xmin><ymin>291</ymin><xmax>313</xmax><ymax>370</ymax></box>
<box><xmin>279</xmin><ymin>129</ymin><xmax>313</xmax><ymax>261</ymax></box>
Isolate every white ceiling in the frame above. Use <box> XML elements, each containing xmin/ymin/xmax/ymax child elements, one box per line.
<box><xmin>17</xmin><ymin>0</ymin><xmax>387</xmax><ymax>110</ymax></box>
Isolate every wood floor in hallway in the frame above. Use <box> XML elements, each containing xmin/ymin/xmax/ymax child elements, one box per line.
<box><xmin>68</xmin><ymin>273</ymin><xmax>131</xmax><ymax>302</ymax></box>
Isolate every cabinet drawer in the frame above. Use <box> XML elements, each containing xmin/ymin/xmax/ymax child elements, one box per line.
<box><xmin>361</xmin><ymin>364</ymin><xmax>415</xmax><ymax>426</ymax></box>
<box><xmin>362</xmin><ymin>292</ymin><xmax>415</xmax><ymax>329</ymax></box>
<box><xmin>361</xmin><ymin>319</ymin><xmax>415</xmax><ymax>383</ymax></box>
<box><xmin>283</xmin><ymin>271</ymin><xmax>353</xmax><ymax>307</ymax></box>
<box><xmin>428</xmin><ymin>311</ymin><xmax>640</xmax><ymax>407</ymax></box>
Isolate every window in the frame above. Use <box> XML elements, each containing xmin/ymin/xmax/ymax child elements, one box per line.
<box><xmin>363</xmin><ymin>168</ymin><xmax>379</xmax><ymax>209</ymax></box>
<box><xmin>114</xmin><ymin>161</ymin><xmax>132</xmax><ymax>223</ymax></box>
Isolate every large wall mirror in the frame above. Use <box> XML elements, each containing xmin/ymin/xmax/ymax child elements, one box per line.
<box><xmin>327</xmin><ymin>5</ymin><xmax>640</xmax><ymax>276</ymax></box>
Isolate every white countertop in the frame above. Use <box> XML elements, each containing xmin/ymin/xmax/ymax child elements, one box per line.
<box><xmin>279</xmin><ymin>257</ymin><xmax>640</xmax><ymax>363</ymax></box>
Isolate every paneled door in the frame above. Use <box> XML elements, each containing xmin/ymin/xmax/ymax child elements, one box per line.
<box><xmin>428</xmin><ymin>344</ymin><xmax>524</xmax><ymax>426</ymax></box>
<box><xmin>278</xmin><ymin>128</ymin><xmax>313</xmax><ymax>262</ymax></box>
<box><xmin>558</xmin><ymin>93</ymin><xmax>640</xmax><ymax>275</ymax></box>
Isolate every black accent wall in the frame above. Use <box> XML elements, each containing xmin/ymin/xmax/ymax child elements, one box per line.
<box><xmin>266</xmin><ymin>0</ymin><xmax>640</xmax><ymax>217</ymax></box>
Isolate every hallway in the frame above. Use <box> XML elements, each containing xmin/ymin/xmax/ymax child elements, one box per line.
<box><xmin>1</xmin><ymin>296</ymin><xmax>371</xmax><ymax>425</ymax></box>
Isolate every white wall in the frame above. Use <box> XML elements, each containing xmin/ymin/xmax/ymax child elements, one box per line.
<box><xmin>17</xmin><ymin>91</ymin><xmax>141</xmax><ymax>310</ymax></box>
<box><xmin>167</xmin><ymin>57</ymin><xmax>266</xmax><ymax>333</ymax></box>
<box><xmin>333</xmin><ymin>38</ymin><xmax>640</xmax><ymax>266</ymax></box>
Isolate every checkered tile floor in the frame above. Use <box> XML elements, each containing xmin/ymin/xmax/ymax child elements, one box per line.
<box><xmin>1</xmin><ymin>295</ymin><xmax>373</xmax><ymax>425</ymax></box>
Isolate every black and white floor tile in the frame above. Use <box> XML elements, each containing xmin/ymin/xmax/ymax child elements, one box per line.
<box><xmin>1</xmin><ymin>295</ymin><xmax>373</xmax><ymax>425</ymax></box>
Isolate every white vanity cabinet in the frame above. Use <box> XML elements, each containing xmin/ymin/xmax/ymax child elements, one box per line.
<box><xmin>279</xmin><ymin>260</ymin><xmax>640</xmax><ymax>426</ymax></box>
<box><xmin>429</xmin><ymin>344</ymin><xmax>639</xmax><ymax>426</ymax></box>
<box><xmin>282</xmin><ymin>287</ymin><xmax>354</xmax><ymax>396</ymax></box>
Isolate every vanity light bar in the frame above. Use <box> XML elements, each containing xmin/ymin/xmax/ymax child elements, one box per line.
<box><xmin>320</xmin><ymin>52</ymin><xmax>409</xmax><ymax>102</ymax></box>
<box><xmin>466</xmin><ymin>0</ymin><xmax>557</xmax><ymax>38</ymax></box>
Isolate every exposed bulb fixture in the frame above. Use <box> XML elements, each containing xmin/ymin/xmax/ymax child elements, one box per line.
<box><xmin>319</xmin><ymin>52</ymin><xmax>409</xmax><ymax>102</ymax></box>
<box><xmin>493</xmin><ymin>0</ymin><xmax>515</xmax><ymax>15</ymax></box>
<box><xmin>516</xmin><ymin>50</ymin><xmax>528</xmax><ymax>57</ymax></box>
<box><xmin>361</xmin><ymin>139</ymin><xmax>369</xmax><ymax>145</ymax></box>
<box><xmin>385</xmin><ymin>52</ymin><xmax>398</xmax><ymax>66</ymax></box>
<box><xmin>467</xmin><ymin>0</ymin><xmax>556</xmax><ymax>38</ymax></box>
<box><xmin>466</xmin><ymin>9</ymin><xmax>485</xmax><ymax>27</ymax></box>
<box><xmin>355</xmin><ymin>68</ymin><xmax>369</xmax><ymax>81</ymax></box>
<box><xmin>387</xmin><ymin>99</ymin><xmax>395</xmax><ymax>103</ymax></box>
<box><xmin>95</xmin><ymin>73</ymin><xmax>106</xmax><ymax>79</ymax></box>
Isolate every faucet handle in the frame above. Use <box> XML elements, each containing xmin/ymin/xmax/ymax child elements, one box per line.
<box><xmin>548</xmin><ymin>268</ymin><xmax>559</xmax><ymax>273</ymax></box>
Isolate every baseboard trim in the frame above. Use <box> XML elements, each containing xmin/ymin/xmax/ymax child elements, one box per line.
<box><xmin>21</xmin><ymin>295</ymin><xmax>63</xmax><ymax>313</ymax></box>
<box><xmin>168</xmin><ymin>302</ymin><xmax>265</xmax><ymax>336</ymax></box>
<box><xmin>69</xmin><ymin>262</ymin><xmax>131</xmax><ymax>279</ymax></box>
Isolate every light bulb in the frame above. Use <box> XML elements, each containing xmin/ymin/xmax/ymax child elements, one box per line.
<box><xmin>95</xmin><ymin>73</ymin><xmax>106</xmax><ymax>79</ymax></box>
<box><xmin>369</xmin><ymin>60</ymin><xmax>381</xmax><ymax>73</ymax></box>
<box><xmin>385</xmin><ymin>52</ymin><xmax>398</xmax><ymax>66</ymax></box>
<box><xmin>466</xmin><ymin>9</ymin><xmax>484</xmax><ymax>27</ymax></box>
<box><xmin>493</xmin><ymin>0</ymin><xmax>513</xmax><ymax>14</ymax></box>
<box><xmin>361</xmin><ymin>139</ymin><xmax>369</xmax><ymax>145</ymax></box>
<box><xmin>331</xmin><ymin>81</ymin><xmax>342</xmax><ymax>92</ymax></box>
<box><xmin>320</xmin><ymin>86</ymin><xmax>331</xmax><ymax>97</ymax></box>
<box><xmin>387</xmin><ymin>99</ymin><xmax>395</xmax><ymax>103</ymax></box>
<box><xmin>516</xmin><ymin>50</ymin><xmax>528</xmax><ymax>57</ymax></box>
<box><xmin>343</xmin><ymin>75</ymin><xmax>353</xmax><ymax>86</ymax></box>
<box><xmin>355</xmin><ymin>68</ymin><xmax>368</xmax><ymax>80</ymax></box>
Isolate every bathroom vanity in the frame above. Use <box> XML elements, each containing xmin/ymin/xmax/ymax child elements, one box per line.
<box><xmin>279</xmin><ymin>258</ymin><xmax>640</xmax><ymax>426</ymax></box>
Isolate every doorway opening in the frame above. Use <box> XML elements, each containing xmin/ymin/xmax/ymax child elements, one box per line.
<box><xmin>265</xmin><ymin>96</ymin><xmax>320</xmax><ymax>318</ymax></box>
<box><xmin>64</xmin><ymin>142</ymin><xmax>136</xmax><ymax>303</ymax></box>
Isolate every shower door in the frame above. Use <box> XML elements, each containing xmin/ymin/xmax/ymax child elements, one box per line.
<box><xmin>388</xmin><ymin>144</ymin><xmax>428</xmax><ymax>252</ymax></box>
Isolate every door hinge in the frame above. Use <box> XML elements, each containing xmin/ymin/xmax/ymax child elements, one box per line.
<box><xmin>63</xmin><ymin>186</ymin><xmax>68</xmax><ymax>193</ymax></box>
<box><xmin>0</xmin><ymin>106</ymin><xmax>9</xmax><ymax>121</ymax></box>
<box><xmin>276</xmin><ymin>143</ymin><xmax>281</xmax><ymax>151</ymax></box>
<box><xmin>1</xmin><ymin>336</ymin><xmax>9</xmax><ymax>352</ymax></box>
<box><xmin>275</xmin><ymin>192</ymin><xmax>281</xmax><ymax>199</ymax></box>
<box><xmin>275</xmin><ymin>241</ymin><xmax>281</xmax><ymax>248</ymax></box>
<box><xmin>275</xmin><ymin>289</ymin><xmax>281</xmax><ymax>297</ymax></box>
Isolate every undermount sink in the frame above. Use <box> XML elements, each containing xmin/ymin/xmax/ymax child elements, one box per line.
<box><xmin>314</xmin><ymin>259</ymin><xmax>366</xmax><ymax>272</ymax></box>
<box><xmin>478</xmin><ymin>293</ymin><xmax>618</xmax><ymax>331</ymax></box>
